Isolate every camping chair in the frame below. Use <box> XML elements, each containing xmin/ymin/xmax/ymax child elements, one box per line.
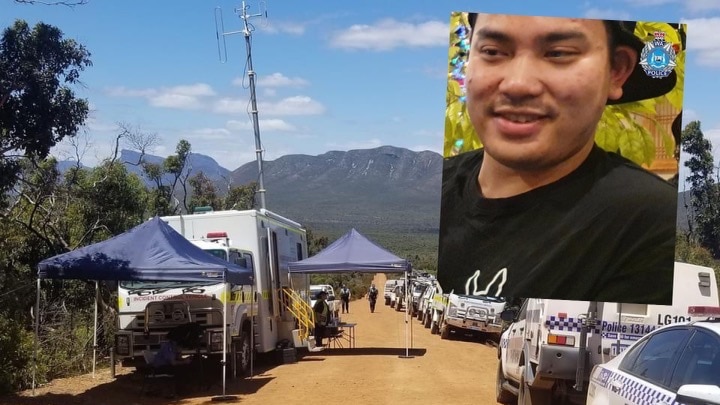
<box><xmin>139</xmin><ymin>350</ymin><xmax>177</xmax><ymax>397</ymax></box>
<box><xmin>325</xmin><ymin>326</ymin><xmax>345</xmax><ymax>348</ymax></box>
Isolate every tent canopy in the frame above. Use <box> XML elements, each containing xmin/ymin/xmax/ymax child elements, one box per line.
<box><xmin>37</xmin><ymin>216</ymin><xmax>252</xmax><ymax>284</ymax></box>
<box><xmin>288</xmin><ymin>228</ymin><xmax>411</xmax><ymax>274</ymax></box>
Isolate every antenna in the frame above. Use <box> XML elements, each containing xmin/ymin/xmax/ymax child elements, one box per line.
<box><xmin>214</xmin><ymin>1</ymin><xmax>268</xmax><ymax>210</ymax></box>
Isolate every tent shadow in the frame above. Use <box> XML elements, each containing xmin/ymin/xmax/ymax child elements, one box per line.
<box><xmin>0</xmin><ymin>353</ymin><xmax>286</xmax><ymax>405</ymax></box>
<box><xmin>299</xmin><ymin>347</ymin><xmax>427</xmax><ymax>357</ymax></box>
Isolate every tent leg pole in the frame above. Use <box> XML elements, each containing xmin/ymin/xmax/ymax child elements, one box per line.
<box><xmin>250</xmin><ymin>282</ymin><xmax>255</xmax><ymax>379</ymax></box>
<box><xmin>32</xmin><ymin>278</ymin><xmax>41</xmax><ymax>396</ymax></box>
<box><xmin>93</xmin><ymin>280</ymin><xmax>98</xmax><ymax>379</ymax></box>
<box><xmin>212</xmin><ymin>283</ymin><xmax>237</xmax><ymax>402</ymax></box>
<box><xmin>399</xmin><ymin>271</ymin><xmax>414</xmax><ymax>359</ymax></box>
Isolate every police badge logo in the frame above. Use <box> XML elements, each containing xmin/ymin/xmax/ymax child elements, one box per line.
<box><xmin>639</xmin><ymin>30</ymin><xmax>677</xmax><ymax>79</ymax></box>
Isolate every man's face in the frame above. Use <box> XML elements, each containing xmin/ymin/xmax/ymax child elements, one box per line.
<box><xmin>466</xmin><ymin>14</ymin><xmax>632</xmax><ymax>173</ymax></box>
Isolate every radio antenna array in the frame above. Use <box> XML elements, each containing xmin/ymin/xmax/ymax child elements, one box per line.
<box><xmin>214</xmin><ymin>2</ymin><xmax>269</xmax><ymax>210</ymax></box>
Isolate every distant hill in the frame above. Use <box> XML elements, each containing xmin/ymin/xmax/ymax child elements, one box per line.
<box><xmin>230</xmin><ymin>145</ymin><xmax>443</xmax><ymax>233</ymax></box>
<box><xmin>56</xmin><ymin>146</ymin><xmax>695</xmax><ymax>265</ymax></box>
<box><xmin>118</xmin><ymin>149</ymin><xmax>232</xmax><ymax>188</ymax></box>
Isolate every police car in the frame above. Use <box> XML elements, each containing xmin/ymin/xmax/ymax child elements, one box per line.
<box><xmin>587</xmin><ymin>306</ymin><xmax>720</xmax><ymax>405</ymax></box>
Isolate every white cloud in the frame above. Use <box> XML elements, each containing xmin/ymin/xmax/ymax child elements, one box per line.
<box><xmin>257</xmin><ymin>72</ymin><xmax>310</xmax><ymax>88</ymax></box>
<box><xmin>706</xmin><ymin>127</ymin><xmax>720</xmax><ymax>153</ymax></box>
<box><xmin>686</xmin><ymin>0</ymin><xmax>720</xmax><ymax>13</ymax></box>
<box><xmin>186</xmin><ymin>127</ymin><xmax>234</xmax><ymax>141</ymax></box>
<box><xmin>259</xmin><ymin>21</ymin><xmax>307</xmax><ymax>35</ymax></box>
<box><xmin>106</xmin><ymin>83</ymin><xmax>216</xmax><ymax>110</ymax></box>
<box><xmin>258</xmin><ymin>96</ymin><xmax>326</xmax><ymax>116</ymax></box>
<box><xmin>325</xmin><ymin>138</ymin><xmax>384</xmax><ymax>150</ymax></box>
<box><xmin>106</xmin><ymin>86</ymin><xmax>156</xmax><ymax>98</ymax></box>
<box><xmin>681</xmin><ymin>109</ymin><xmax>700</xmax><ymax>125</ymax></box>
<box><xmin>213</xmin><ymin>97</ymin><xmax>248</xmax><ymax>115</ymax></box>
<box><xmin>330</xmin><ymin>19</ymin><xmax>448</xmax><ymax>51</ymax></box>
<box><xmin>623</xmin><ymin>0</ymin><xmax>720</xmax><ymax>14</ymax></box>
<box><xmin>226</xmin><ymin>119</ymin><xmax>297</xmax><ymax>132</ymax></box>
<box><xmin>149</xmin><ymin>93</ymin><xmax>203</xmax><ymax>109</ymax></box>
<box><xmin>215</xmin><ymin>96</ymin><xmax>326</xmax><ymax>116</ymax></box>
<box><xmin>681</xmin><ymin>18</ymin><xmax>720</xmax><ymax>67</ymax></box>
<box><xmin>584</xmin><ymin>8</ymin><xmax>632</xmax><ymax>20</ymax></box>
<box><xmin>263</xmin><ymin>88</ymin><xmax>277</xmax><ymax>97</ymax></box>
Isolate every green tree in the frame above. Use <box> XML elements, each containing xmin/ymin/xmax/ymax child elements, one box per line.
<box><xmin>681</xmin><ymin>121</ymin><xmax>720</xmax><ymax>257</ymax></box>
<box><xmin>0</xmin><ymin>155</ymin><xmax>149</xmax><ymax>392</ymax></box>
<box><xmin>0</xmin><ymin>20</ymin><xmax>91</xmax><ymax>194</ymax></box>
<box><xmin>224</xmin><ymin>182</ymin><xmax>257</xmax><ymax>210</ymax></box>
<box><xmin>306</xmin><ymin>227</ymin><xmax>329</xmax><ymax>256</ymax></box>
<box><xmin>189</xmin><ymin>172</ymin><xmax>220</xmax><ymax>212</ymax></box>
<box><xmin>140</xmin><ymin>139</ymin><xmax>192</xmax><ymax>215</ymax></box>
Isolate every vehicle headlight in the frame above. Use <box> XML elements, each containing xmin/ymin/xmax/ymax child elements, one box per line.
<box><xmin>448</xmin><ymin>304</ymin><xmax>457</xmax><ymax>317</ymax></box>
<box><xmin>210</xmin><ymin>331</ymin><xmax>224</xmax><ymax>351</ymax></box>
<box><xmin>115</xmin><ymin>335</ymin><xmax>130</xmax><ymax>356</ymax></box>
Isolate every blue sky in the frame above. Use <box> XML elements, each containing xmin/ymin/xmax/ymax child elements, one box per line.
<box><xmin>3</xmin><ymin>0</ymin><xmax>720</xmax><ymax>186</ymax></box>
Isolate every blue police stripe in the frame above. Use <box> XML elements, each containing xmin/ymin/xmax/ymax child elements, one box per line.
<box><xmin>592</xmin><ymin>366</ymin><xmax>682</xmax><ymax>405</ymax></box>
<box><xmin>545</xmin><ymin>316</ymin><xmax>602</xmax><ymax>333</ymax></box>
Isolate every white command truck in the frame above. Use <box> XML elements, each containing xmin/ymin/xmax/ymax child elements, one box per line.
<box><xmin>114</xmin><ymin>209</ymin><xmax>308</xmax><ymax>375</ymax></box>
<box><xmin>437</xmin><ymin>293</ymin><xmax>507</xmax><ymax>340</ymax></box>
<box><xmin>496</xmin><ymin>262</ymin><xmax>720</xmax><ymax>405</ymax></box>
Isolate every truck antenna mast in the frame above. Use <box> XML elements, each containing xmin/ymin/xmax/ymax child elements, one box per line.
<box><xmin>215</xmin><ymin>1</ymin><xmax>269</xmax><ymax>210</ymax></box>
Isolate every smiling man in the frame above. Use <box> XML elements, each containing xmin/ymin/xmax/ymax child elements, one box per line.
<box><xmin>437</xmin><ymin>13</ymin><xmax>681</xmax><ymax>305</ymax></box>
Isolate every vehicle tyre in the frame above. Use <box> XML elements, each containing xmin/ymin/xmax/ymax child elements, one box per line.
<box><xmin>430</xmin><ymin>320</ymin><xmax>439</xmax><ymax>335</ymax></box>
<box><xmin>390</xmin><ymin>300</ymin><xmax>395</xmax><ymax>308</ymax></box>
<box><xmin>518</xmin><ymin>366</ymin><xmax>533</xmax><ymax>405</ymax></box>
<box><xmin>423</xmin><ymin>312</ymin><xmax>431</xmax><ymax>328</ymax></box>
<box><xmin>395</xmin><ymin>302</ymin><xmax>402</xmax><ymax>312</ymax></box>
<box><xmin>440</xmin><ymin>324</ymin><xmax>451</xmax><ymax>340</ymax></box>
<box><xmin>232</xmin><ymin>332</ymin><xmax>251</xmax><ymax>377</ymax></box>
<box><xmin>496</xmin><ymin>362</ymin><xmax>516</xmax><ymax>404</ymax></box>
<box><xmin>385</xmin><ymin>297</ymin><xmax>390</xmax><ymax>306</ymax></box>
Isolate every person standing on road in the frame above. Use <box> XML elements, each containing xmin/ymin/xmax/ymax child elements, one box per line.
<box><xmin>340</xmin><ymin>285</ymin><xmax>351</xmax><ymax>314</ymax></box>
<box><xmin>368</xmin><ymin>284</ymin><xmax>379</xmax><ymax>313</ymax></box>
<box><xmin>313</xmin><ymin>290</ymin><xmax>330</xmax><ymax>348</ymax></box>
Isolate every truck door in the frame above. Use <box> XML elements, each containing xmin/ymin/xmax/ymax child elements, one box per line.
<box><xmin>266</xmin><ymin>229</ymin><xmax>281</xmax><ymax>317</ymax></box>
<box><xmin>504</xmin><ymin>299</ymin><xmax>529</xmax><ymax>382</ymax></box>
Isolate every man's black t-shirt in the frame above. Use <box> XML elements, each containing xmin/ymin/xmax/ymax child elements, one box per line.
<box><xmin>437</xmin><ymin>145</ymin><xmax>677</xmax><ymax>305</ymax></box>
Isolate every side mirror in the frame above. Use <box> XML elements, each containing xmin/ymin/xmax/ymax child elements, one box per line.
<box><xmin>500</xmin><ymin>308</ymin><xmax>518</xmax><ymax>322</ymax></box>
<box><xmin>676</xmin><ymin>384</ymin><xmax>720</xmax><ymax>405</ymax></box>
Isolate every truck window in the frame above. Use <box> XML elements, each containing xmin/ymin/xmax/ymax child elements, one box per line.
<box><xmin>204</xmin><ymin>249</ymin><xmax>228</xmax><ymax>261</ymax></box>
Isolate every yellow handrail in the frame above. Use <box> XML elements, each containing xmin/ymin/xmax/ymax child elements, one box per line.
<box><xmin>280</xmin><ymin>288</ymin><xmax>315</xmax><ymax>342</ymax></box>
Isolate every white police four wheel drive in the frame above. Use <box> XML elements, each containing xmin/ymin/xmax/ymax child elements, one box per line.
<box><xmin>587</xmin><ymin>306</ymin><xmax>720</xmax><ymax>405</ymax></box>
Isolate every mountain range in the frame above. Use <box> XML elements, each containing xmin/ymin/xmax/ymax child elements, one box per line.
<box><xmin>61</xmin><ymin>146</ymin><xmax>692</xmax><ymax>259</ymax></box>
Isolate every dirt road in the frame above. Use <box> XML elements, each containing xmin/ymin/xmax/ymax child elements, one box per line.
<box><xmin>4</xmin><ymin>274</ymin><xmax>501</xmax><ymax>405</ymax></box>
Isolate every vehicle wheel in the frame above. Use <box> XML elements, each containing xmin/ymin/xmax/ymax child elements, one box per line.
<box><xmin>496</xmin><ymin>362</ymin><xmax>516</xmax><ymax>404</ymax></box>
<box><xmin>430</xmin><ymin>320</ymin><xmax>439</xmax><ymax>335</ymax></box>
<box><xmin>395</xmin><ymin>302</ymin><xmax>402</xmax><ymax>312</ymax></box>
<box><xmin>390</xmin><ymin>300</ymin><xmax>395</xmax><ymax>308</ymax></box>
<box><xmin>440</xmin><ymin>324</ymin><xmax>451</xmax><ymax>340</ymax></box>
<box><xmin>232</xmin><ymin>332</ymin><xmax>251</xmax><ymax>377</ymax></box>
<box><xmin>518</xmin><ymin>366</ymin><xmax>534</xmax><ymax>405</ymax></box>
<box><xmin>423</xmin><ymin>312</ymin><xmax>431</xmax><ymax>328</ymax></box>
<box><xmin>385</xmin><ymin>297</ymin><xmax>390</xmax><ymax>306</ymax></box>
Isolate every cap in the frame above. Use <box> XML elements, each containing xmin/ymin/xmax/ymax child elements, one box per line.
<box><xmin>316</xmin><ymin>291</ymin><xmax>328</xmax><ymax>299</ymax></box>
<box><xmin>605</xmin><ymin>20</ymin><xmax>677</xmax><ymax>105</ymax></box>
<box><xmin>465</xmin><ymin>14</ymin><xmax>679</xmax><ymax>105</ymax></box>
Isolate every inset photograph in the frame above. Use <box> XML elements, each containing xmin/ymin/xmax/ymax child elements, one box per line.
<box><xmin>438</xmin><ymin>12</ymin><xmax>686</xmax><ymax>305</ymax></box>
